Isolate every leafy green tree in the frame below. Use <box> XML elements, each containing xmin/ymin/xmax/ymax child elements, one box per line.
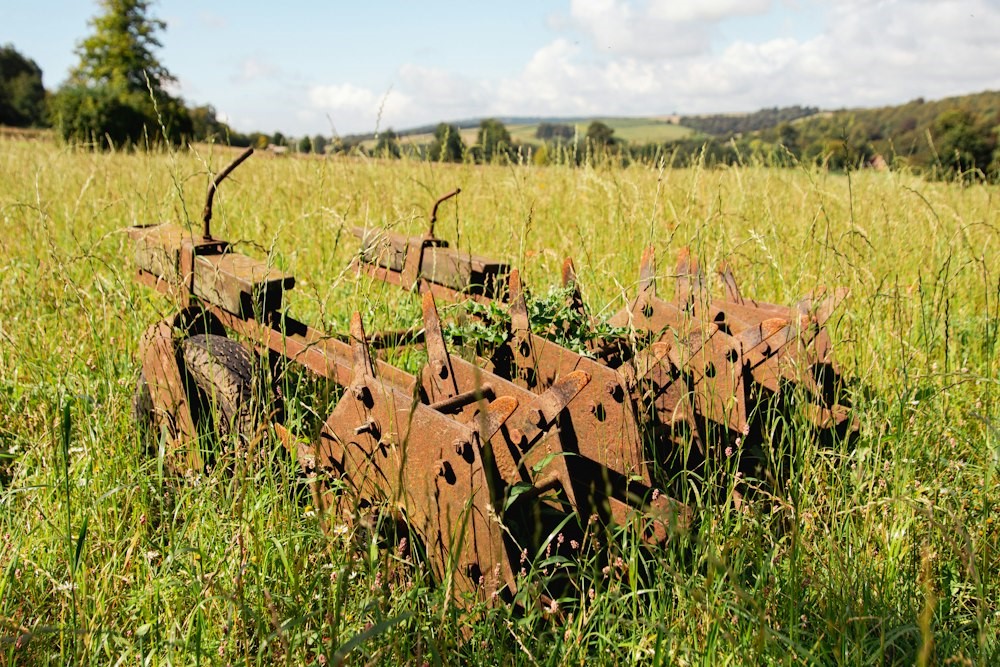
<box><xmin>536</xmin><ymin>122</ymin><xmax>574</xmax><ymax>141</ymax></box>
<box><xmin>298</xmin><ymin>135</ymin><xmax>311</xmax><ymax>153</ymax></box>
<box><xmin>312</xmin><ymin>134</ymin><xmax>327</xmax><ymax>155</ymax></box>
<box><xmin>0</xmin><ymin>44</ymin><xmax>47</xmax><ymax>127</ymax></box>
<box><xmin>51</xmin><ymin>0</ymin><xmax>190</xmax><ymax>147</ymax></box>
<box><xmin>585</xmin><ymin>121</ymin><xmax>615</xmax><ymax>146</ymax></box>
<box><xmin>476</xmin><ymin>118</ymin><xmax>511</xmax><ymax>163</ymax></box>
<box><xmin>428</xmin><ymin>123</ymin><xmax>465</xmax><ymax>162</ymax></box>
<box><xmin>930</xmin><ymin>108</ymin><xmax>994</xmax><ymax>179</ymax></box>
<box><xmin>375</xmin><ymin>128</ymin><xmax>401</xmax><ymax>158</ymax></box>
<box><xmin>271</xmin><ymin>131</ymin><xmax>285</xmax><ymax>147</ymax></box>
<box><xmin>188</xmin><ymin>104</ymin><xmax>232</xmax><ymax>143</ymax></box>
<box><xmin>69</xmin><ymin>0</ymin><xmax>171</xmax><ymax>93</ymax></box>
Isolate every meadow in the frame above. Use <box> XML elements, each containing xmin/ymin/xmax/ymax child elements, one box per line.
<box><xmin>0</xmin><ymin>138</ymin><xmax>997</xmax><ymax>665</ymax></box>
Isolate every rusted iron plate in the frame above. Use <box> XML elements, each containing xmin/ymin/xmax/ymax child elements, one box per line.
<box><xmin>312</xmin><ymin>313</ymin><xmax>518</xmax><ymax>601</ymax></box>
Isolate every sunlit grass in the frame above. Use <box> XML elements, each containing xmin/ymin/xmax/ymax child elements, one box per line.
<box><xmin>0</xmin><ymin>138</ymin><xmax>997</xmax><ymax>664</ymax></box>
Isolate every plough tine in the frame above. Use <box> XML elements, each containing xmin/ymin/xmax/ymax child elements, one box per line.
<box><xmin>638</xmin><ymin>246</ymin><xmax>657</xmax><ymax>296</ymax></box>
<box><xmin>717</xmin><ymin>261</ymin><xmax>744</xmax><ymax>304</ymax></box>
<box><xmin>421</xmin><ymin>290</ymin><xmax>460</xmax><ymax>399</ymax></box>
<box><xmin>676</xmin><ymin>247</ymin><xmax>705</xmax><ymax>306</ymax></box>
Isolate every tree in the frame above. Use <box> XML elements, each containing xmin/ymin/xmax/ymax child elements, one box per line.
<box><xmin>476</xmin><ymin>118</ymin><xmax>511</xmax><ymax>163</ymax></box>
<box><xmin>375</xmin><ymin>128</ymin><xmax>401</xmax><ymax>158</ymax></box>
<box><xmin>51</xmin><ymin>0</ymin><xmax>190</xmax><ymax>147</ymax></box>
<box><xmin>271</xmin><ymin>131</ymin><xmax>285</xmax><ymax>147</ymax></box>
<box><xmin>298</xmin><ymin>135</ymin><xmax>311</xmax><ymax>153</ymax></box>
<box><xmin>930</xmin><ymin>108</ymin><xmax>994</xmax><ymax>179</ymax></box>
<box><xmin>312</xmin><ymin>134</ymin><xmax>328</xmax><ymax>155</ymax></box>
<box><xmin>0</xmin><ymin>44</ymin><xmax>47</xmax><ymax>127</ymax></box>
<box><xmin>536</xmin><ymin>122</ymin><xmax>574</xmax><ymax>142</ymax></box>
<box><xmin>188</xmin><ymin>104</ymin><xmax>233</xmax><ymax>143</ymax></box>
<box><xmin>428</xmin><ymin>123</ymin><xmax>465</xmax><ymax>162</ymax></box>
<box><xmin>585</xmin><ymin>121</ymin><xmax>615</xmax><ymax>146</ymax></box>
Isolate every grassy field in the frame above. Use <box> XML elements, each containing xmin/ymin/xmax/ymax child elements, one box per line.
<box><xmin>0</xmin><ymin>138</ymin><xmax>997</xmax><ymax>665</ymax></box>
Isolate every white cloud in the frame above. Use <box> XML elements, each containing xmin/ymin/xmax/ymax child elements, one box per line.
<box><xmin>281</xmin><ymin>0</ymin><xmax>1000</xmax><ymax>134</ymax></box>
<box><xmin>306</xmin><ymin>84</ymin><xmax>413</xmax><ymax>135</ymax></box>
<box><xmin>496</xmin><ymin>0</ymin><xmax>1000</xmax><ymax>118</ymax></box>
<box><xmin>568</xmin><ymin>0</ymin><xmax>773</xmax><ymax>57</ymax></box>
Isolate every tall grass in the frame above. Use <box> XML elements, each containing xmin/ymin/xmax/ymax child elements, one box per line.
<box><xmin>0</xmin><ymin>139</ymin><xmax>996</xmax><ymax>665</ymax></box>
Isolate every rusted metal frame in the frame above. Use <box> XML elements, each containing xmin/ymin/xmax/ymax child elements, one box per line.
<box><xmin>138</xmin><ymin>320</ymin><xmax>201</xmax><ymax>470</ymax></box>
<box><xmin>356</xmin><ymin>261</ymin><xmax>498</xmax><ymax>306</ymax></box>
<box><xmin>353</xmin><ymin>226</ymin><xmax>510</xmax><ymax>302</ymax></box>
<box><xmin>129</xmin><ymin>223</ymin><xmax>295</xmax><ymax>317</ymax></box>
<box><xmin>137</xmin><ymin>264</ymin><xmax>418</xmax><ymax>395</ymax></box>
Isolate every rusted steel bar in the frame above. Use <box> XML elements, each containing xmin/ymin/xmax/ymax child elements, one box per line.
<box><xmin>428</xmin><ymin>187</ymin><xmax>461</xmax><ymax>238</ymax></box>
<box><xmin>202</xmin><ymin>146</ymin><xmax>254</xmax><ymax>239</ymax></box>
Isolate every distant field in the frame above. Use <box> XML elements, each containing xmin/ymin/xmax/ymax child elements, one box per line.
<box><xmin>1</xmin><ymin>139</ymin><xmax>997</xmax><ymax>665</ymax></box>
<box><xmin>507</xmin><ymin>118</ymin><xmax>694</xmax><ymax>145</ymax></box>
<box><xmin>365</xmin><ymin>117</ymin><xmax>696</xmax><ymax>150</ymax></box>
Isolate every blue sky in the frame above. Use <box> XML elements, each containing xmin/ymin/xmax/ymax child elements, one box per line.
<box><xmin>4</xmin><ymin>0</ymin><xmax>1000</xmax><ymax>137</ymax></box>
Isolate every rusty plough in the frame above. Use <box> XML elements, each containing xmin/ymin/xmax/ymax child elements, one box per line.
<box><xmin>131</xmin><ymin>149</ymin><xmax>853</xmax><ymax>608</ymax></box>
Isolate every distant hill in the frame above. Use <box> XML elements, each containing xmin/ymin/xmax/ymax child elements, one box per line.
<box><xmin>661</xmin><ymin>90</ymin><xmax>1000</xmax><ymax>178</ymax></box>
<box><xmin>680</xmin><ymin>106</ymin><xmax>820</xmax><ymax>136</ymax></box>
<box><xmin>779</xmin><ymin>91</ymin><xmax>999</xmax><ymax>165</ymax></box>
<box><xmin>340</xmin><ymin>91</ymin><xmax>999</xmax><ymax>179</ymax></box>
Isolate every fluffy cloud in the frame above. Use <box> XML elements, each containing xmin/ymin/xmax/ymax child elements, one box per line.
<box><xmin>568</xmin><ymin>0</ymin><xmax>772</xmax><ymax>57</ymax></box>
<box><xmin>306</xmin><ymin>83</ymin><xmax>413</xmax><ymax>134</ymax></box>
<box><xmin>294</xmin><ymin>0</ymin><xmax>1000</xmax><ymax>133</ymax></box>
<box><xmin>502</xmin><ymin>0</ymin><xmax>1000</xmax><ymax>117</ymax></box>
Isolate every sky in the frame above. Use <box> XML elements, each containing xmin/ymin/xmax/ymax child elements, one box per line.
<box><xmin>4</xmin><ymin>0</ymin><xmax>1000</xmax><ymax>137</ymax></box>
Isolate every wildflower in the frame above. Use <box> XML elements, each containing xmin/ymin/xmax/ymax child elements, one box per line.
<box><xmin>734</xmin><ymin>436</ymin><xmax>742</xmax><ymax>448</ymax></box>
<box><xmin>651</xmin><ymin>488</ymin><xmax>660</xmax><ymax>501</ymax></box>
<box><xmin>614</xmin><ymin>556</ymin><xmax>625</xmax><ymax>571</ymax></box>
<box><xmin>397</xmin><ymin>537</ymin><xmax>409</xmax><ymax>558</ymax></box>
<box><xmin>725</xmin><ymin>447</ymin><xmax>733</xmax><ymax>458</ymax></box>
<box><xmin>557</xmin><ymin>533</ymin><xmax>565</xmax><ymax>546</ymax></box>
<box><xmin>602</xmin><ymin>565</ymin><xmax>611</xmax><ymax>577</ymax></box>
<box><xmin>317</xmin><ymin>654</ymin><xmax>327</xmax><ymax>666</ymax></box>
<box><xmin>546</xmin><ymin>598</ymin><xmax>559</xmax><ymax>615</ymax></box>
<box><xmin>520</xmin><ymin>548</ymin><xmax>529</xmax><ymax>564</ymax></box>
<box><xmin>588</xmin><ymin>588</ymin><xmax>596</xmax><ymax>601</ymax></box>
<box><xmin>570</xmin><ymin>539</ymin><xmax>580</xmax><ymax>550</ymax></box>
<box><xmin>735</xmin><ymin>471</ymin><xmax>743</xmax><ymax>479</ymax></box>
<box><xmin>742</xmin><ymin>423</ymin><xmax>750</xmax><ymax>437</ymax></box>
